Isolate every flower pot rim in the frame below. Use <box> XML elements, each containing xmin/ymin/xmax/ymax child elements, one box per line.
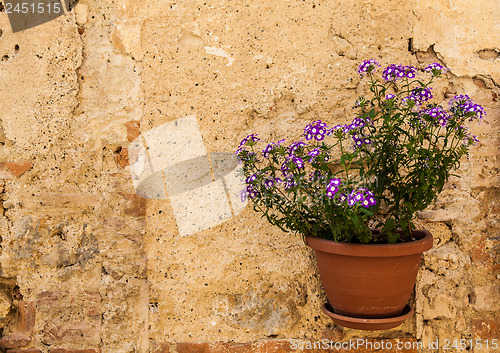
<box><xmin>306</xmin><ymin>229</ymin><xmax>433</xmax><ymax>257</ymax></box>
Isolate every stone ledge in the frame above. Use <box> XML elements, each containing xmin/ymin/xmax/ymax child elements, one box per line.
<box><xmin>156</xmin><ymin>338</ymin><xmax>418</xmax><ymax>353</ymax></box>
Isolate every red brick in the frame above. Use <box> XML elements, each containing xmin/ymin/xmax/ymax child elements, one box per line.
<box><xmin>125</xmin><ymin>120</ymin><xmax>141</xmax><ymax>142</ymax></box>
<box><xmin>6</xmin><ymin>349</ymin><xmax>41</xmax><ymax>353</ymax></box>
<box><xmin>16</xmin><ymin>301</ymin><xmax>36</xmax><ymax>335</ymax></box>
<box><xmin>176</xmin><ymin>343</ymin><xmax>215</xmax><ymax>353</ymax></box>
<box><xmin>0</xmin><ymin>333</ymin><xmax>31</xmax><ymax>349</ymax></box>
<box><xmin>472</xmin><ymin>318</ymin><xmax>500</xmax><ymax>339</ymax></box>
<box><xmin>0</xmin><ymin>162</ymin><xmax>32</xmax><ymax>179</ymax></box>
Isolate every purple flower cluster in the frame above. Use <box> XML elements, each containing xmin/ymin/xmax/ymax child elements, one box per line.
<box><xmin>385</xmin><ymin>94</ymin><xmax>396</xmax><ymax>100</ymax></box>
<box><xmin>309</xmin><ymin>170</ymin><xmax>326</xmax><ymax>182</ymax></box>
<box><xmin>412</xmin><ymin>87</ymin><xmax>433</xmax><ymax>103</ymax></box>
<box><xmin>262</xmin><ymin>139</ymin><xmax>285</xmax><ymax>158</ymax></box>
<box><xmin>357</xmin><ymin>59</ymin><xmax>381</xmax><ymax>75</ymax></box>
<box><xmin>420</xmin><ymin>106</ymin><xmax>450</xmax><ymax>126</ymax></box>
<box><xmin>246</xmin><ymin>185</ymin><xmax>259</xmax><ymax>199</ymax></box>
<box><xmin>308</xmin><ymin>148</ymin><xmax>320</xmax><ymax>162</ymax></box>
<box><xmin>281</xmin><ymin>155</ymin><xmax>304</xmax><ymax>174</ymax></box>
<box><xmin>325</xmin><ymin>178</ymin><xmax>342</xmax><ymax>199</ymax></box>
<box><xmin>403</xmin><ymin>87</ymin><xmax>433</xmax><ymax>107</ymax></box>
<box><xmin>348</xmin><ymin>189</ymin><xmax>377</xmax><ymax>208</ymax></box>
<box><xmin>304</xmin><ymin>120</ymin><xmax>329</xmax><ymax>141</ymax></box>
<box><xmin>352</xmin><ymin>132</ymin><xmax>371</xmax><ymax>148</ymax></box>
<box><xmin>333</xmin><ymin>117</ymin><xmax>372</xmax><ymax>148</ymax></box>
<box><xmin>239</xmin><ymin>134</ymin><xmax>260</xmax><ymax>147</ymax></box>
<box><xmin>289</xmin><ymin>141</ymin><xmax>306</xmax><ymax>155</ymax></box>
<box><xmin>382</xmin><ymin>64</ymin><xmax>417</xmax><ymax>81</ymax></box>
<box><xmin>449</xmin><ymin>95</ymin><xmax>485</xmax><ymax>121</ymax></box>
<box><xmin>464</xmin><ymin>133</ymin><xmax>479</xmax><ymax>147</ymax></box>
<box><xmin>290</xmin><ymin>156</ymin><xmax>304</xmax><ymax>169</ymax></box>
<box><xmin>425</xmin><ymin>63</ymin><xmax>448</xmax><ymax>75</ymax></box>
<box><xmin>245</xmin><ymin>173</ymin><xmax>258</xmax><ymax>184</ymax></box>
<box><xmin>284</xmin><ymin>175</ymin><xmax>297</xmax><ymax>190</ymax></box>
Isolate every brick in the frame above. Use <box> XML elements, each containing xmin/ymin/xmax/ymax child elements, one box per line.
<box><xmin>472</xmin><ymin>318</ymin><xmax>500</xmax><ymax>339</ymax></box>
<box><xmin>472</xmin><ymin>285</ymin><xmax>500</xmax><ymax>311</ymax></box>
<box><xmin>0</xmin><ymin>333</ymin><xmax>31</xmax><ymax>349</ymax></box>
<box><xmin>6</xmin><ymin>349</ymin><xmax>41</xmax><ymax>353</ymax></box>
<box><xmin>16</xmin><ymin>301</ymin><xmax>36</xmax><ymax>335</ymax></box>
<box><xmin>175</xmin><ymin>343</ymin><xmax>211</xmax><ymax>353</ymax></box>
<box><xmin>125</xmin><ymin>120</ymin><xmax>141</xmax><ymax>142</ymax></box>
<box><xmin>0</xmin><ymin>162</ymin><xmax>32</xmax><ymax>179</ymax></box>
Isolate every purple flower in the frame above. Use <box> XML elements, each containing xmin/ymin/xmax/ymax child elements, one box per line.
<box><xmin>449</xmin><ymin>95</ymin><xmax>485</xmax><ymax>121</ymax></box>
<box><xmin>411</xmin><ymin>87</ymin><xmax>433</xmax><ymax>103</ymax></box>
<box><xmin>420</xmin><ymin>106</ymin><xmax>450</xmax><ymax>126</ymax></box>
<box><xmin>280</xmin><ymin>161</ymin><xmax>289</xmax><ymax>174</ymax></box>
<box><xmin>464</xmin><ymin>133</ymin><xmax>479</xmax><ymax>146</ymax></box>
<box><xmin>347</xmin><ymin>188</ymin><xmax>377</xmax><ymax>208</ymax></box>
<box><xmin>425</xmin><ymin>63</ymin><xmax>448</xmax><ymax>76</ymax></box>
<box><xmin>382</xmin><ymin>64</ymin><xmax>418</xmax><ymax>81</ymax></box>
<box><xmin>245</xmin><ymin>173</ymin><xmax>258</xmax><ymax>184</ymax></box>
<box><xmin>325</xmin><ymin>179</ymin><xmax>343</xmax><ymax>199</ymax></box>
<box><xmin>403</xmin><ymin>87</ymin><xmax>433</xmax><ymax>107</ymax></box>
<box><xmin>309</xmin><ymin>170</ymin><xmax>325</xmax><ymax>182</ymax></box>
<box><xmin>289</xmin><ymin>141</ymin><xmax>306</xmax><ymax>155</ymax></box>
<box><xmin>246</xmin><ymin>185</ymin><xmax>260</xmax><ymax>199</ymax></box>
<box><xmin>352</xmin><ymin>133</ymin><xmax>371</xmax><ymax>148</ymax></box>
<box><xmin>308</xmin><ymin>148</ymin><xmax>320</xmax><ymax>162</ymax></box>
<box><xmin>283</xmin><ymin>176</ymin><xmax>297</xmax><ymax>190</ymax></box>
<box><xmin>385</xmin><ymin>94</ymin><xmax>396</xmax><ymax>100</ymax></box>
<box><xmin>304</xmin><ymin>120</ymin><xmax>329</xmax><ymax>141</ymax></box>
<box><xmin>262</xmin><ymin>139</ymin><xmax>285</xmax><ymax>158</ymax></box>
<box><xmin>338</xmin><ymin>193</ymin><xmax>347</xmax><ymax>204</ymax></box>
<box><xmin>239</xmin><ymin>134</ymin><xmax>260</xmax><ymax>147</ymax></box>
<box><xmin>357</xmin><ymin>59</ymin><xmax>381</xmax><ymax>75</ymax></box>
<box><xmin>352</xmin><ymin>117</ymin><xmax>366</xmax><ymax>128</ymax></box>
<box><xmin>264</xmin><ymin>179</ymin><xmax>274</xmax><ymax>188</ymax></box>
<box><xmin>328</xmin><ymin>178</ymin><xmax>342</xmax><ymax>187</ymax></box>
<box><xmin>291</xmin><ymin>156</ymin><xmax>304</xmax><ymax>169</ymax></box>
<box><xmin>404</xmin><ymin>66</ymin><xmax>418</xmax><ymax>79</ymax></box>
<box><xmin>326</xmin><ymin>185</ymin><xmax>339</xmax><ymax>199</ymax></box>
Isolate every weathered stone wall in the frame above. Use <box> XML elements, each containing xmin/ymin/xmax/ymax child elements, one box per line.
<box><xmin>0</xmin><ymin>0</ymin><xmax>497</xmax><ymax>352</ymax></box>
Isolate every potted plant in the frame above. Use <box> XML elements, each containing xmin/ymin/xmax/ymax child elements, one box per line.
<box><xmin>235</xmin><ymin>60</ymin><xmax>485</xmax><ymax>330</ymax></box>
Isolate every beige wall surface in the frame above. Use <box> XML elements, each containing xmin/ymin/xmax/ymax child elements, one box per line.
<box><xmin>0</xmin><ymin>0</ymin><xmax>498</xmax><ymax>352</ymax></box>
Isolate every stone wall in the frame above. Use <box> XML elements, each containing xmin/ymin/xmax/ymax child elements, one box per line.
<box><xmin>0</xmin><ymin>0</ymin><xmax>498</xmax><ymax>352</ymax></box>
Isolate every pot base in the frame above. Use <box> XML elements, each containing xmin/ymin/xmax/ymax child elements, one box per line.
<box><xmin>321</xmin><ymin>303</ymin><xmax>414</xmax><ymax>330</ymax></box>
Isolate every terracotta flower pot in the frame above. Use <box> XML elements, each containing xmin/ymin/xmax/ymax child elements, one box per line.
<box><xmin>306</xmin><ymin>230</ymin><xmax>433</xmax><ymax>320</ymax></box>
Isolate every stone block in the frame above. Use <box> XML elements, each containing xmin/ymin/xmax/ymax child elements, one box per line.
<box><xmin>472</xmin><ymin>285</ymin><xmax>500</xmax><ymax>312</ymax></box>
<box><xmin>472</xmin><ymin>318</ymin><xmax>500</xmax><ymax>340</ymax></box>
<box><xmin>0</xmin><ymin>333</ymin><xmax>31</xmax><ymax>349</ymax></box>
<box><xmin>157</xmin><ymin>339</ymin><xmax>419</xmax><ymax>353</ymax></box>
<box><xmin>37</xmin><ymin>291</ymin><xmax>101</xmax><ymax>346</ymax></box>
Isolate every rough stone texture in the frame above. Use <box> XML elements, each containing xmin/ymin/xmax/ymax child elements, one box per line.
<box><xmin>156</xmin><ymin>338</ymin><xmax>419</xmax><ymax>353</ymax></box>
<box><xmin>0</xmin><ymin>0</ymin><xmax>497</xmax><ymax>352</ymax></box>
<box><xmin>0</xmin><ymin>332</ymin><xmax>31</xmax><ymax>349</ymax></box>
